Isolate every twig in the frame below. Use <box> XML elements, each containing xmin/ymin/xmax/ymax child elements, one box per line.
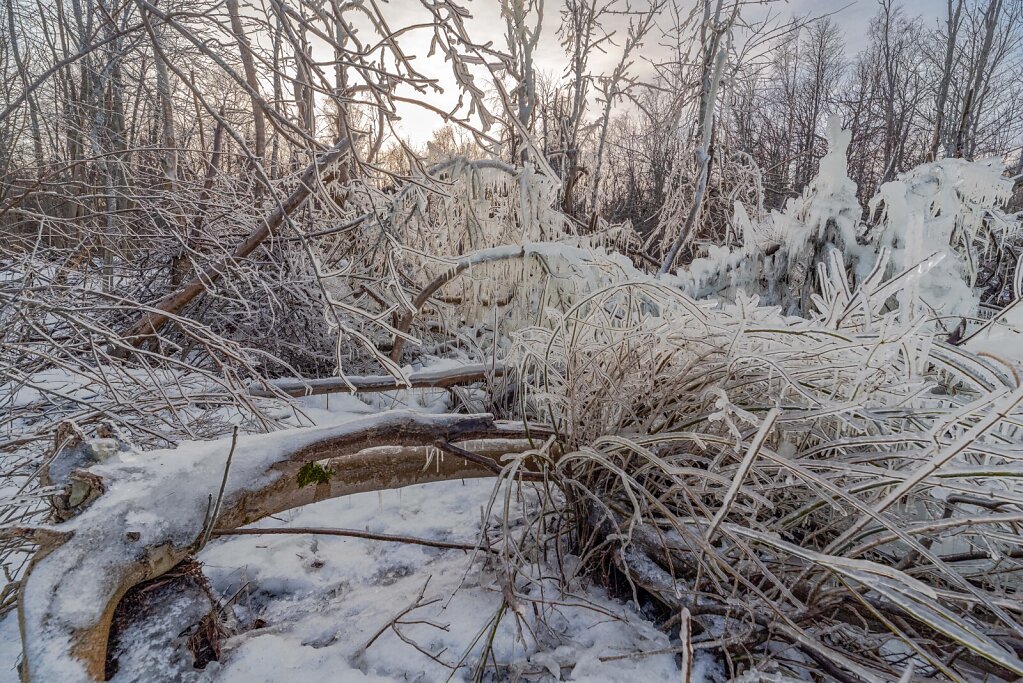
<box><xmin>200</xmin><ymin>426</ymin><xmax>238</xmax><ymax>549</ymax></box>
<box><xmin>210</xmin><ymin>526</ymin><xmax>497</xmax><ymax>553</ymax></box>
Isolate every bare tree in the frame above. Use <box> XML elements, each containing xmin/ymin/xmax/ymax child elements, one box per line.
<box><xmin>930</xmin><ymin>0</ymin><xmax>966</xmax><ymax>159</ymax></box>
<box><xmin>225</xmin><ymin>0</ymin><xmax>267</xmax><ymax>164</ymax></box>
<box><xmin>501</xmin><ymin>0</ymin><xmax>545</xmax><ymax>162</ymax></box>
<box><xmin>588</xmin><ymin>2</ymin><xmax>661</xmax><ymax>216</ymax></box>
<box><xmin>660</xmin><ymin>0</ymin><xmax>740</xmax><ymax>274</ymax></box>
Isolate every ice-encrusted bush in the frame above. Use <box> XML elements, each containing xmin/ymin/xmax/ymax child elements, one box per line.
<box><xmin>675</xmin><ymin>117</ymin><xmax>1023</xmax><ymax>334</ymax></box>
<box><xmin>676</xmin><ymin>116</ymin><xmax>869</xmax><ymax>313</ymax></box>
<box><xmin>499</xmin><ymin>250</ymin><xmax>1023</xmax><ymax>680</ymax></box>
<box><xmin>869</xmin><ymin>155</ymin><xmax>1020</xmax><ymax>329</ymax></box>
<box><xmin>371</xmin><ymin>158</ymin><xmax>637</xmax><ymax>361</ymax></box>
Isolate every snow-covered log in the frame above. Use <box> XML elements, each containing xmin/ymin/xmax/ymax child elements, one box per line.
<box><xmin>13</xmin><ymin>411</ymin><xmax>533</xmax><ymax>681</ymax></box>
<box><xmin>249</xmin><ymin>363</ymin><xmax>507</xmax><ymax>398</ymax></box>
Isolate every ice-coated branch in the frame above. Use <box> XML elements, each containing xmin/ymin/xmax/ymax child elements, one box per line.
<box><xmin>249</xmin><ymin>362</ymin><xmax>508</xmax><ymax>398</ymax></box>
<box><xmin>390</xmin><ymin>245</ymin><xmax>529</xmax><ymax>361</ymax></box>
<box><xmin>114</xmin><ymin>139</ymin><xmax>352</xmax><ymax>353</ymax></box>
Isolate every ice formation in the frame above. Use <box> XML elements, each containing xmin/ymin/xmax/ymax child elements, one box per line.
<box><xmin>675</xmin><ymin>116</ymin><xmax>868</xmax><ymax>314</ymax></box>
<box><xmin>675</xmin><ymin>116</ymin><xmax>1022</xmax><ymax>331</ymax></box>
<box><xmin>868</xmin><ymin>155</ymin><xmax>1018</xmax><ymax>327</ymax></box>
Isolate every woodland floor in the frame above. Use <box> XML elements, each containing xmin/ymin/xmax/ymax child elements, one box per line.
<box><xmin>0</xmin><ymin>387</ymin><xmax>714</xmax><ymax>682</ymax></box>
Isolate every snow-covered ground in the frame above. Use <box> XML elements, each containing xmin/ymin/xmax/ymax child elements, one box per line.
<box><xmin>201</xmin><ymin>478</ymin><xmax>701</xmax><ymax>682</ymax></box>
<box><xmin>0</xmin><ymin>480</ymin><xmax>699</xmax><ymax>682</ymax></box>
<box><xmin>0</xmin><ymin>387</ymin><xmax>714</xmax><ymax>682</ymax></box>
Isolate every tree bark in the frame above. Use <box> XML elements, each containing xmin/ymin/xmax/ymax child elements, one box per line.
<box><xmin>4</xmin><ymin>0</ymin><xmax>45</xmax><ymax>170</ymax></box>
<box><xmin>952</xmin><ymin>0</ymin><xmax>1002</xmax><ymax>158</ymax></box>
<box><xmin>15</xmin><ymin>411</ymin><xmax>538</xmax><ymax>681</ymax></box>
<box><xmin>929</xmin><ymin>0</ymin><xmax>964</xmax><ymax>160</ymax></box>
<box><xmin>225</xmin><ymin>0</ymin><xmax>267</xmax><ymax>163</ymax></box>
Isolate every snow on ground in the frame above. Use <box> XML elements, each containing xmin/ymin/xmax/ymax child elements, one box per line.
<box><xmin>197</xmin><ymin>478</ymin><xmax>694</xmax><ymax>682</ymax></box>
<box><xmin>0</xmin><ymin>480</ymin><xmax>696</xmax><ymax>682</ymax></box>
<box><xmin>0</xmin><ymin>612</ymin><xmax>20</xmax><ymax>681</ymax></box>
<box><xmin>0</xmin><ymin>379</ymin><xmax>709</xmax><ymax>682</ymax></box>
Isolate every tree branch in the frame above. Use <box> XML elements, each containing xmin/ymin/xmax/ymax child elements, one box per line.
<box><xmin>114</xmin><ymin>139</ymin><xmax>351</xmax><ymax>353</ymax></box>
<box><xmin>249</xmin><ymin>363</ymin><xmax>507</xmax><ymax>398</ymax></box>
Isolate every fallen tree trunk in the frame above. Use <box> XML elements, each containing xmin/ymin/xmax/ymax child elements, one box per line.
<box><xmin>14</xmin><ymin>411</ymin><xmax>537</xmax><ymax>681</ymax></box>
<box><xmin>115</xmin><ymin>139</ymin><xmax>351</xmax><ymax>353</ymax></box>
<box><xmin>249</xmin><ymin>362</ymin><xmax>507</xmax><ymax>398</ymax></box>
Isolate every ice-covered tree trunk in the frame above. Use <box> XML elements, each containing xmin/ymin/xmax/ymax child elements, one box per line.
<box><xmin>951</xmin><ymin>0</ymin><xmax>1003</xmax><ymax>159</ymax></box>
<box><xmin>501</xmin><ymin>0</ymin><xmax>544</xmax><ymax>163</ymax></box>
<box><xmin>659</xmin><ymin>0</ymin><xmax>738</xmax><ymax>274</ymax></box>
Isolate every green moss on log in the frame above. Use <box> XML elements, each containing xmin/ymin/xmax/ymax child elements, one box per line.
<box><xmin>296</xmin><ymin>462</ymin><xmax>333</xmax><ymax>488</ymax></box>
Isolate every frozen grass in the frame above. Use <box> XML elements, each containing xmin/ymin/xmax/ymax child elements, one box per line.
<box><xmin>497</xmin><ymin>256</ymin><xmax>1023</xmax><ymax>680</ymax></box>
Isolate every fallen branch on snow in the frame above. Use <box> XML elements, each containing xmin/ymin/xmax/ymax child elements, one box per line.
<box><xmin>15</xmin><ymin>410</ymin><xmax>538</xmax><ymax>681</ymax></box>
<box><xmin>249</xmin><ymin>362</ymin><xmax>506</xmax><ymax>398</ymax></box>
<box><xmin>210</xmin><ymin>526</ymin><xmax>495</xmax><ymax>553</ymax></box>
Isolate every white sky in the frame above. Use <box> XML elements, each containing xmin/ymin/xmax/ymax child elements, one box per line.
<box><xmin>368</xmin><ymin>0</ymin><xmax>944</xmax><ymax>146</ymax></box>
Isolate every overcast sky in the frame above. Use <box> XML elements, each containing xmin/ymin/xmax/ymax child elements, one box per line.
<box><xmin>378</xmin><ymin>0</ymin><xmax>946</xmax><ymax>145</ymax></box>
<box><xmin>781</xmin><ymin>0</ymin><xmax>942</xmax><ymax>36</ymax></box>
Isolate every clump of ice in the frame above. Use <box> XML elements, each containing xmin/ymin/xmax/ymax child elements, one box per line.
<box><xmin>868</xmin><ymin>155</ymin><xmax>1018</xmax><ymax>326</ymax></box>
<box><xmin>676</xmin><ymin>116</ymin><xmax>870</xmax><ymax>314</ymax></box>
